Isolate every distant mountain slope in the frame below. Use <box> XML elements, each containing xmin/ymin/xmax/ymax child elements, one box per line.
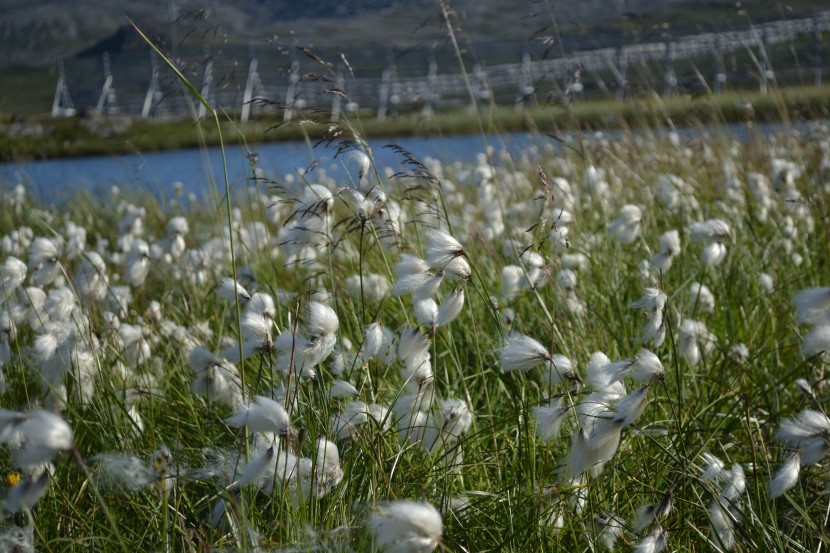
<box><xmin>0</xmin><ymin>0</ymin><xmax>824</xmax><ymax>70</ymax></box>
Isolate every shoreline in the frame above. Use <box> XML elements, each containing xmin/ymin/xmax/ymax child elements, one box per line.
<box><xmin>2</xmin><ymin>85</ymin><xmax>829</xmax><ymax>162</ymax></box>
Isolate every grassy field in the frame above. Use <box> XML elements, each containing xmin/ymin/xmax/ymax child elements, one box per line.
<box><xmin>2</xmin><ymin>83</ymin><xmax>830</xmax><ymax>162</ymax></box>
<box><xmin>0</xmin><ymin>85</ymin><xmax>829</xmax><ymax>553</ymax></box>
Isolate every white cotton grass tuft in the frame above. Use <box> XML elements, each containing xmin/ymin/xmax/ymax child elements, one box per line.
<box><xmin>28</xmin><ymin>237</ymin><xmax>62</xmax><ymax>287</ymax></box>
<box><xmin>363</xmin><ymin>322</ymin><xmax>389</xmax><ymax>360</ymax></box>
<box><xmin>397</xmin><ymin>328</ymin><xmax>431</xmax><ymax>366</ymax></box>
<box><xmin>690</xmin><ymin>282</ymin><xmax>715</xmax><ymax>314</ymax></box>
<box><xmin>225</xmin><ymin>395</ymin><xmax>293</xmax><ymax>438</ymax></box>
<box><xmin>768</xmin><ymin>452</ymin><xmax>800</xmax><ymax>498</ymax></box>
<box><xmin>246</xmin><ymin>292</ymin><xmax>276</xmax><ymax>320</ymax></box>
<box><xmin>775</xmin><ymin>409</ymin><xmax>830</xmax><ymax>446</ymax></box>
<box><xmin>794</xmin><ymin>378</ymin><xmax>814</xmax><ymax>398</ymax></box>
<box><xmin>436</xmin><ymin>288</ymin><xmax>464</xmax><ymax>327</ymax></box>
<box><xmin>438</xmin><ymin>398</ymin><xmax>473</xmax><ymax>443</ymax></box>
<box><xmin>605</xmin><ymin>349</ymin><xmax>664</xmax><ymax>383</ymax></box>
<box><xmin>690</xmin><ymin>219</ymin><xmax>730</xmax><ymax>267</ymax></box>
<box><xmin>649</xmin><ymin>230</ymin><xmax>680</xmax><ymax>274</ymax></box>
<box><xmin>329</xmin><ymin>379</ymin><xmax>359</xmax><ymax>398</ymax></box>
<box><xmin>425</xmin><ymin>228</ymin><xmax>465</xmax><ymax>269</ymax></box>
<box><xmin>307</xmin><ymin>301</ymin><xmax>339</xmax><ymax>338</ymax></box>
<box><xmin>629</xmin><ymin>288</ymin><xmax>667</xmax><ymax>346</ymax></box>
<box><xmin>74</xmin><ymin>252</ymin><xmax>108</xmax><ymax>303</ymax></box>
<box><xmin>759</xmin><ymin>273</ymin><xmax>774</xmax><ymax>294</ymax></box>
<box><xmin>0</xmin><ymin>524</ymin><xmax>35</xmax><ymax>552</ymax></box>
<box><xmin>188</xmin><ymin>347</ymin><xmax>242</xmax><ymax>408</ymax></box>
<box><xmin>499</xmin><ymin>333</ymin><xmax>550</xmax><ymax>372</ymax></box>
<box><xmin>634</xmin><ymin>495</ymin><xmax>672</xmax><ymax>532</ymax></box>
<box><xmin>393</xmin><ymin>270</ymin><xmax>445</xmax><ymax>301</ymax></box>
<box><xmin>613</xmin><ymin>385</ymin><xmax>650</xmax><ymax>427</ymax></box>
<box><xmin>1</xmin><ymin>471</ymin><xmax>50</xmax><ymax>513</ymax></box>
<box><xmin>768</xmin><ymin>408</ymin><xmax>830</xmax><ymax>498</ymax></box>
<box><xmin>366</xmin><ymin>500</ymin><xmax>443</xmax><ymax>553</ymax></box>
<box><xmin>793</xmin><ymin>286</ymin><xmax>830</xmax><ymax>324</ymax></box>
<box><xmin>801</xmin><ymin>324</ymin><xmax>830</xmax><ymax>357</ymax></box>
<box><xmin>1</xmin><ymin>256</ymin><xmax>27</xmax><ymax>300</ymax></box>
<box><xmin>607</xmin><ymin>204</ymin><xmax>642</xmax><ymax>244</ymax></box>
<box><xmin>216</xmin><ymin>277</ymin><xmax>250</xmax><ymax>303</ymax></box>
<box><xmin>677</xmin><ymin>319</ymin><xmax>714</xmax><ymax>366</ymax></box>
<box><xmin>11</xmin><ymin>410</ymin><xmax>74</xmax><ymax>469</ymax></box>
<box><xmin>124</xmin><ymin>239</ymin><xmax>151</xmax><ymax>287</ymax></box>
<box><xmin>414</xmin><ymin>299</ymin><xmax>438</xmax><ymax>327</ymax></box>
<box><xmin>546</xmin><ymin>354</ymin><xmax>579</xmax><ymax>386</ymax></box>
<box><xmin>533</xmin><ymin>397</ymin><xmax>571</xmax><ymax>442</ymax></box>
<box><xmin>346</xmin><ymin>273</ymin><xmax>390</xmax><ymax>300</ymax></box>
<box><xmin>634</xmin><ymin>527</ymin><xmax>669</xmax><ymax>553</ymax></box>
<box><xmin>92</xmin><ymin>453</ymin><xmax>158</xmax><ymax>492</ymax></box>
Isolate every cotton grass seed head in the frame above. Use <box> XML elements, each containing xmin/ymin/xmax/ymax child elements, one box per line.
<box><xmin>500</xmin><ymin>333</ymin><xmax>551</xmax><ymax>372</ymax></box>
<box><xmin>366</xmin><ymin>500</ymin><xmax>443</xmax><ymax>553</ymax></box>
<box><xmin>793</xmin><ymin>286</ymin><xmax>830</xmax><ymax>324</ymax></box>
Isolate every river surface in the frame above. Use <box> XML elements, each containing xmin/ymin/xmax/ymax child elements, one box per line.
<box><xmin>0</xmin><ymin>121</ymin><xmax>820</xmax><ymax>203</ymax></box>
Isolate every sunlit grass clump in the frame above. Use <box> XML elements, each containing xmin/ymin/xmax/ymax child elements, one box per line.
<box><xmin>0</xmin><ymin>121</ymin><xmax>828</xmax><ymax>552</ymax></box>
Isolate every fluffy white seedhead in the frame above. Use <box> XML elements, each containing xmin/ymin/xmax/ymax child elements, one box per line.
<box><xmin>690</xmin><ymin>282</ymin><xmax>715</xmax><ymax>314</ymax></box>
<box><xmin>546</xmin><ymin>354</ymin><xmax>578</xmax><ymax>386</ymax></box>
<box><xmin>630</xmin><ymin>288</ymin><xmax>667</xmax><ymax>313</ymax></box>
<box><xmin>241</xmin><ymin>311</ymin><xmax>273</xmax><ymax>344</ymax></box>
<box><xmin>44</xmin><ymin>286</ymin><xmax>76</xmax><ymax>322</ymax></box>
<box><xmin>650</xmin><ymin>230</ymin><xmax>680</xmax><ymax>274</ymax></box>
<box><xmin>346</xmin><ymin>273</ymin><xmax>390</xmax><ymax>301</ymax></box>
<box><xmin>793</xmin><ymin>287</ymin><xmax>830</xmax><ymax>324</ymax></box>
<box><xmin>124</xmin><ymin>240</ymin><xmax>151</xmax><ymax>287</ymax></box>
<box><xmin>802</xmin><ymin>324</ymin><xmax>830</xmax><ymax>357</ymax></box>
<box><xmin>394</xmin><ymin>271</ymin><xmax>445</xmax><ymax>300</ymax></box>
<box><xmin>768</xmin><ymin>452</ymin><xmax>800</xmax><ymax>498</ymax></box>
<box><xmin>329</xmin><ymin>379</ymin><xmax>359</xmax><ymax>398</ymax></box>
<box><xmin>246</xmin><ymin>292</ymin><xmax>276</xmax><ymax>320</ymax></box>
<box><xmin>690</xmin><ymin>219</ymin><xmax>731</xmax><ymax>243</ymax></box>
<box><xmin>500</xmin><ymin>333</ymin><xmax>551</xmax><ymax>372</ymax></box>
<box><xmin>1</xmin><ymin>471</ymin><xmax>50</xmax><ymax>513</ymax></box>
<box><xmin>557</xmin><ymin>269</ymin><xmax>578</xmax><ymax>292</ymax></box>
<box><xmin>436</xmin><ymin>289</ymin><xmax>464</xmax><ymax>327</ymax></box>
<box><xmin>439</xmin><ymin>398</ymin><xmax>473</xmax><ymax>441</ymax></box>
<box><xmin>14</xmin><ymin>410</ymin><xmax>74</xmax><ymax>468</ymax></box>
<box><xmin>634</xmin><ymin>527</ymin><xmax>668</xmax><ymax>553</ymax></box>
<box><xmin>363</xmin><ymin>323</ymin><xmax>387</xmax><ymax>360</ymax></box>
<box><xmin>794</xmin><ymin>378</ymin><xmax>814</xmax><ymax>398</ymax></box>
<box><xmin>187</xmin><ymin>347</ymin><xmax>219</xmax><ymax>373</ymax></box>
<box><xmin>366</xmin><ymin>500</ymin><xmax>443</xmax><ymax>553</ymax></box>
<box><xmin>397</xmin><ymin>328</ymin><xmax>431</xmax><ymax>365</ymax></box>
<box><xmin>443</xmin><ymin>256</ymin><xmax>471</xmax><ymax>280</ymax></box>
<box><xmin>396</xmin><ymin>254</ymin><xmax>430</xmax><ymax>278</ymax></box>
<box><xmin>225</xmin><ymin>395</ymin><xmax>293</xmax><ymax>437</ymax></box>
<box><xmin>759</xmin><ymin>273</ymin><xmax>774</xmax><ymax>294</ymax></box>
<box><xmin>1</xmin><ymin>256</ymin><xmax>27</xmax><ymax>300</ymax></box>
<box><xmin>28</xmin><ymin>237</ymin><xmax>63</xmax><ymax>287</ymax></box>
<box><xmin>239</xmin><ymin>446</ymin><xmax>275</xmax><ymax>487</ymax></box>
<box><xmin>414</xmin><ymin>299</ymin><xmax>438</xmax><ymax>327</ymax></box>
<box><xmin>216</xmin><ymin>277</ymin><xmax>250</xmax><ymax>303</ymax></box>
<box><xmin>613</xmin><ymin>385</ymin><xmax>650</xmax><ymax>427</ymax></box>
<box><xmin>93</xmin><ymin>453</ymin><xmax>158</xmax><ymax>492</ymax></box>
<box><xmin>533</xmin><ymin>397</ymin><xmax>571</xmax><ymax>442</ymax></box>
<box><xmin>307</xmin><ymin>302</ymin><xmax>339</xmax><ymax>338</ymax></box>
<box><xmin>700</xmin><ymin>452</ymin><xmax>726</xmax><ymax>483</ymax></box>
<box><xmin>775</xmin><ymin>409</ymin><xmax>830</xmax><ymax>446</ymax></box>
<box><xmin>607</xmin><ymin>350</ymin><xmax>664</xmax><ymax>383</ymax></box>
<box><xmin>425</xmin><ymin>229</ymin><xmax>465</xmax><ymax>269</ymax></box>
<box><xmin>167</xmin><ymin>216</ymin><xmax>189</xmax><ymax>236</ymax></box>
<box><xmin>607</xmin><ymin>205</ymin><xmax>642</xmax><ymax>244</ymax></box>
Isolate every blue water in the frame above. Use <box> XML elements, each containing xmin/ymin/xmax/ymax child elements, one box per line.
<box><xmin>0</xmin><ymin>121</ymin><xmax>819</xmax><ymax>203</ymax></box>
<box><xmin>0</xmin><ymin>132</ymin><xmax>545</xmax><ymax>203</ymax></box>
